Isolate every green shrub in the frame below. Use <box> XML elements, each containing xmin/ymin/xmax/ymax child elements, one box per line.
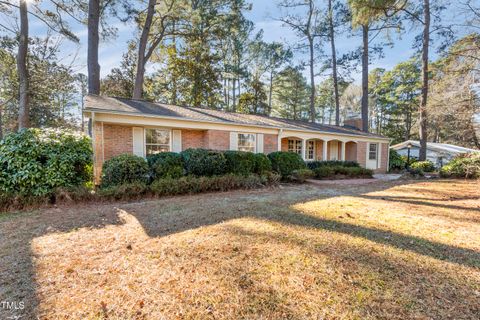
<box><xmin>307</xmin><ymin>160</ymin><xmax>360</xmax><ymax>170</ymax></box>
<box><xmin>411</xmin><ymin>160</ymin><xmax>435</xmax><ymax>172</ymax></box>
<box><xmin>0</xmin><ymin>128</ymin><xmax>92</xmax><ymax>197</ymax></box>
<box><xmin>181</xmin><ymin>148</ymin><xmax>227</xmax><ymax>176</ymax></box>
<box><xmin>101</xmin><ymin>154</ymin><xmax>149</xmax><ymax>188</ymax></box>
<box><xmin>344</xmin><ymin>167</ymin><xmax>373</xmax><ymax>178</ymax></box>
<box><xmin>147</xmin><ymin>152</ymin><xmax>184</xmax><ymax>179</ymax></box>
<box><xmin>253</xmin><ymin>153</ymin><xmax>272</xmax><ymax>174</ymax></box>
<box><xmin>268</xmin><ymin>152</ymin><xmax>306</xmax><ymax>178</ymax></box>
<box><xmin>314</xmin><ymin>166</ymin><xmax>335</xmax><ymax>179</ymax></box>
<box><xmin>289</xmin><ymin>169</ymin><xmax>314</xmax><ymax>183</ymax></box>
<box><xmin>440</xmin><ymin>153</ymin><xmax>480</xmax><ymax>179</ymax></box>
<box><xmin>389</xmin><ymin>149</ymin><xmax>405</xmax><ymax>171</ymax></box>
<box><xmin>150</xmin><ymin>174</ymin><xmax>271</xmax><ymax>196</ymax></box>
<box><xmin>224</xmin><ymin>151</ymin><xmax>256</xmax><ymax>176</ymax></box>
<box><xmin>97</xmin><ymin>182</ymin><xmax>149</xmax><ymax>200</ymax></box>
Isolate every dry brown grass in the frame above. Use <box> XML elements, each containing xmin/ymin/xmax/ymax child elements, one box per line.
<box><xmin>0</xmin><ymin>179</ymin><xmax>479</xmax><ymax>319</ymax></box>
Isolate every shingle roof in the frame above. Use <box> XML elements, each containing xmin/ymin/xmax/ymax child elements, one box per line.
<box><xmin>85</xmin><ymin>95</ymin><xmax>387</xmax><ymax>139</ymax></box>
<box><xmin>391</xmin><ymin>140</ymin><xmax>479</xmax><ymax>154</ymax></box>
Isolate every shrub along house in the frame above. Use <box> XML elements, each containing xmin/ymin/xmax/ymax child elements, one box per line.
<box><xmin>85</xmin><ymin>96</ymin><xmax>390</xmax><ymax>182</ymax></box>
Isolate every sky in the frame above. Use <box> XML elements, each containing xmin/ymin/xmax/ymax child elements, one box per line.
<box><xmin>13</xmin><ymin>0</ymin><xmax>474</xmax><ymax>84</ymax></box>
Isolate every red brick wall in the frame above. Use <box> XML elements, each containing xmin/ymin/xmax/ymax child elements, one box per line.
<box><xmin>93</xmin><ymin>122</ymin><xmax>104</xmax><ymax>184</ymax></box>
<box><xmin>281</xmin><ymin>138</ymin><xmax>288</xmax><ymax>152</ymax></box>
<box><xmin>205</xmin><ymin>130</ymin><xmax>230</xmax><ymax>150</ymax></box>
<box><xmin>182</xmin><ymin>129</ymin><xmax>207</xmax><ymax>150</ymax></box>
<box><xmin>378</xmin><ymin>142</ymin><xmax>389</xmax><ymax>173</ymax></box>
<box><xmin>357</xmin><ymin>141</ymin><xmax>367</xmax><ymax>169</ymax></box>
<box><xmin>315</xmin><ymin>140</ymin><xmax>323</xmax><ymax>160</ymax></box>
<box><xmin>103</xmin><ymin>124</ymin><xmax>133</xmax><ymax>161</ymax></box>
<box><xmin>345</xmin><ymin>142</ymin><xmax>357</xmax><ymax>161</ymax></box>
<box><xmin>263</xmin><ymin>134</ymin><xmax>278</xmax><ymax>154</ymax></box>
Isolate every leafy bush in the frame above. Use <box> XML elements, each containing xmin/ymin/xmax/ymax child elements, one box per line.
<box><xmin>289</xmin><ymin>169</ymin><xmax>314</xmax><ymax>183</ymax></box>
<box><xmin>147</xmin><ymin>152</ymin><xmax>184</xmax><ymax>180</ymax></box>
<box><xmin>440</xmin><ymin>153</ymin><xmax>480</xmax><ymax>179</ymax></box>
<box><xmin>411</xmin><ymin>160</ymin><xmax>435</xmax><ymax>172</ymax></box>
<box><xmin>150</xmin><ymin>174</ymin><xmax>273</xmax><ymax>196</ymax></box>
<box><xmin>97</xmin><ymin>182</ymin><xmax>149</xmax><ymax>200</ymax></box>
<box><xmin>389</xmin><ymin>149</ymin><xmax>405</xmax><ymax>171</ymax></box>
<box><xmin>224</xmin><ymin>151</ymin><xmax>256</xmax><ymax>176</ymax></box>
<box><xmin>0</xmin><ymin>128</ymin><xmax>92</xmax><ymax>196</ymax></box>
<box><xmin>313</xmin><ymin>166</ymin><xmax>373</xmax><ymax>179</ymax></box>
<box><xmin>307</xmin><ymin>160</ymin><xmax>360</xmax><ymax>170</ymax></box>
<box><xmin>101</xmin><ymin>154</ymin><xmax>149</xmax><ymax>188</ymax></box>
<box><xmin>268</xmin><ymin>151</ymin><xmax>306</xmax><ymax>178</ymax></box>
<box><xmin>253</xmin><ymin>153</ymin><xmax>272</xmax><ymax>174</ymax></box>
<box><xmin>181</xmin><ymin>148</ymin><xmax>227</xmax><ymax>176</ymax></box>
<box><xmin>314</xmin><ymin>166</ymin><xmax>335</xmax><ymax>179</ymax></box>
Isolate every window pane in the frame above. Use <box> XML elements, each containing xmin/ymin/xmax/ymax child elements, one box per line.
<box><xmin>146</xmin><ymin>128</ymin><xmax>169</xmax><ymax>144</ymax></box>
<box><xmin>307</xmin><ymin>141</ymin><xmax>314</xmax><ymax>160</ymax></box>
<box><xmin>146</xmin><ymin>144</ymin><xmax>170</xmax><ymax>156</ymax></box>
<box><xmin>369</xmin><ymin>143</ymin><xmax>377</xmax><ymax>160</ymax></box>
<box><xmin>238</xmin><ymin>134</ymin><xmax>255</xmax><ymax>152</ymax></box>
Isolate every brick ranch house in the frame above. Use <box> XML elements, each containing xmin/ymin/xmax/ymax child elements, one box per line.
<box><xmin>85</xmin><ymin>95</ymin><xmax>390</xmax><ymax>182</ymax></box>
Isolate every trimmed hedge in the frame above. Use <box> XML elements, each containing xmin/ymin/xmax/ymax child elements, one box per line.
<box><xmin>440</xmin><ymin>153</ymin><xmax>480</xmax><ymax>179</ymax></box>
<box><xmin>290</xmin><ymin>169</ymin><xmax>314</xmax><ymax>183</ymax></box>
<box><xmin>389</xmin><ymin>149</ymin><xmax>405</xmax><ymax>171</ymax></box>
<box><xmin>101</xmin><ymin>154</ymin><xmax>149</xmax><ymax>188</ymax></box>
<box><xmin>147</xmin><ymin>152</ymin><xmax>184</xmax><ymax>179</ymax></box>
<box><xmin>410</xmin><ymin>160</ymin><xmax>435</xmax><ymax>172</ymax></box>
<box><xmin>313</xmin><ymin>166</ymin><xmax>373</xmax><ymax>179</ymax></box>
<box><xmin>268</xmin><ymin>151</ymin><xmax>306</xmax><ymax>178</ymax></box>
<box><xmin>181</xmin><ymin>148</ymin><xmax>227</xmax><ymax>177</ymax></box>
<box><xmin>253</xmin><ymin>153</ymin><xmax>272</xmax><ymax>174</ymax></box>
<box><xmin>307</xmin><ymin>160</ymin><xmax>360</xmax><ymax>170</ymax></box>
<box><xmin>0</xmin><ymin>128</ymin><xmax>92</xmax><ymax>196</ymax></box>
<box><xmin>224</xmin><ymin>151</ymin><xmax>256</xmax><ymax>176</ymax></box>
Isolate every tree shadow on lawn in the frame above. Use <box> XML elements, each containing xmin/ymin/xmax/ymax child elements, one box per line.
<box><xmin>1</xmin><ymin>179</ymin><xmax>479</xmax><ymax>319</ymax></box>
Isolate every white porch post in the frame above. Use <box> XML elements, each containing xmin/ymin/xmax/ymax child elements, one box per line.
<box><xmin>340</xmin><ymin>141</ymin><xmax>346</xmax><ymax>161</ymax></box>
<box><xmin>322</xmin><ymin>140</ymin><xmax>328</xmax><ymax>161</ymax></box>
<box><xmin>277</xmin><ymin>129</ymin><xmax>283</xmax><ymax>151</ymax></box>
<box><xmin>301</xmin><ymin>138</ymin><xmax>307</xmax><ymax>160</ymax></box>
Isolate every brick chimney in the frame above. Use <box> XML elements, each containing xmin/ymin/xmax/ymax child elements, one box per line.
<box><xmin>343</xmin><ymin>112</ymin><xmax>362</xmax><ymax>130</ymax></box>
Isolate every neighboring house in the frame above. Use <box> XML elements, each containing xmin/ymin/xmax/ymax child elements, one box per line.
<box><xmin>391</xmin><ymin>140</ymin><xmax>478</xmax><ymax>167</ymax></box>
<box><xmin>84</xmin><ymin>96</ymin><xmax>390</xmax><ymax>182</ymax></box>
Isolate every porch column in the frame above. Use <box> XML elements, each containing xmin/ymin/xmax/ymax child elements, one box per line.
<box><xmin>340</xmin><ymin>141</ymin><xmax>346</xmax><ymax>161</ymax></box>
<box><xmin>277</xmin><ymin>129</ymin><xmax>283</xmax><ymax>151</ymax></box>
<box><xmin>301</xmin><ymin>138</ymin><xmax>307</xmax><ymax>160</ymax></box>
<box><xmin>322</xmin><ymin>140</ymin><xmax>328</xmax><ymax>161</ymax></box>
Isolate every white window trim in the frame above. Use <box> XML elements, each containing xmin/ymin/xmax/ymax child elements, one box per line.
<box><xmin>144</xmin><ymin>127</ymin><xmax>172</xmax><ymax>156</ymax></box>
<box><xmin>237</xmin><ymin>132</ymin><xmax>256</xmax><ymax>153</ymax></box>
<box><xmin>306</xmin><ymin>140</ymin><xmax>315</xmax><ymax>161</ymax></box>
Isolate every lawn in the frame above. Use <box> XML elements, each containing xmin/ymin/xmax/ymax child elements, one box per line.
<box><xmin>1</xmin><ymin>179</ymin><xmax>479</xmax><ymax>319</ymax></box>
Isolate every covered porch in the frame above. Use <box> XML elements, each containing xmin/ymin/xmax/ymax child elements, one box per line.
<box><xmin>280</xmin><ymin>135</ymin><xmax>358</xmax><ymax>162</ymax></box>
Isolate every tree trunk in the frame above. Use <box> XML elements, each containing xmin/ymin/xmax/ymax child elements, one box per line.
<box><xmin>133</xmin><ymin>0</ymin><xmax>156</xmax><ymax>99</ymax></box>
<box><xmin>88</xmin><ymin>0</ymin><xmax>100</xmax><ymax>95</ymax></box>
<box><xmin>328</xmin><ymin>0</ymin><xmax>340</xmax><ymax>126</ymax></box>
<box><xmin>17</xmin><ymin>0</ymin><xmax>29</xmax><ymax>130</ymax></box>
<box><xmin>232</xmin><ymin>78</ymin><xmax>236</xmax><ymax>112</ymax></box>
<box><xmin>308</xmin><ymin>36</ymin><xmax>315</xmax><ymax>122</ymax></box>
<box><xmin>268</xmin><ymin>71</ymin><xmax>274</xmax><ymax>116</ymax></box>
<box><xmin>361</xmin><ymin>24</ymin><xmax>369</xmax><ymax>132</ymax></box>
<box><xmin>419</xmin><ymin>0</ymin><xmax>430</xmax><ymax>161</ymax></box>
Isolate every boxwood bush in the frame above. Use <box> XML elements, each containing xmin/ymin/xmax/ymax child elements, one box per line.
<box><xmin>268</xmin><ymin>151</ymin><xmax>306</xmax><ymax>178</ymax></box>
<box><xmin>0</xmin><ymin>128</ymin><xmax>92</xmax><ymax>196</ymax></box>
<box><xmin>147</xmin><ymin>152</ymin><xmax>184</xmax><ymax>179</ymax></box>
<box><xmin>389</xmin><ymin>149</ymin><xmax>405</xmax><ymax>171</ymax></box>
<box><xmin>253</xmin><ymin>153</ymin><xmax>272</xmax><ymax>174</ymax></box>
<box><xmin>410</xmin><ymin>160</ymin><xmax>435</xmax><ymax>172</ymax></box>
<box><xmin>101</xmin><ymin>154</ymin><xmax>149</xmax><ymax>188</ymax></box>
<box><xmin>224</xmin><ymin>151</ymin><xmax>256</xmax><ymax>176</ymax></box>
<box><xmin>313</xmin><ymin>166</ymin><xmax>373</xmax><ymax>179</ymax></box>
<box><xmin>181</xmin><ymin>148</ymin><xmax>227</xmax><ymax>176</ymax></box>
<box><xmin>440</xmin><ymin>153</ymin><xmax>480</xmax><ymax>179</ymax></box>
<box><xmin>306</xmin><ymin>160</ymin><xmax>360</xmax><ymax>170</ymax></box>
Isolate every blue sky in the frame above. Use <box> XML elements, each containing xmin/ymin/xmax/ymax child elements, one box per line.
<box><xmin>24</xmin><ymin>0</ymin><xmax>469</xmax><ymax>84</ymax></box>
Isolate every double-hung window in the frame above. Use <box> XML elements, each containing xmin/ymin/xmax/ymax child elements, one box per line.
<box><xmin>306</xmin><ymin>140</ymin><xmax>315</xmax><ymax>160</ymax></box>
<box><xmin>145</xmin><ymin>128</ymin><xmax>170</xmax><ymax>155</ymax></box>
<box><xmin>369</xmin><ymin>143</ymin><xmax>378</xmax><ymax>160</ymax></box>
<box><xmin>238</xmin><ymin>133</ymin><xmax>256</xmax><ymax>152</ymax></box>
<box><xmin>288</xmin><ymin>139</ymin><xmax>302</xmax><ymax>155</ymax></box>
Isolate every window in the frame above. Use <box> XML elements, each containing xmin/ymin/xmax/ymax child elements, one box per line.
<box><xmin>145</xmin><ymin>128</ymin><xmax>170</xmax><ymax>155</ymax></box>
<box><xmin>288</xmin><ymin>139</ymin><xmax>302</xmax><ymax>155</ymax></box>
<box><xmin>306</xmin><ymin>140</ymin><xmax>315</xmax><ymax>160</ymax></box>
<box><xmin>369</xmin><ymin>143</ymin><xmax>378</xmax><ymax>160</ymax></box>
<box><xmin>238</xmin><ymin>133</ymin><xmax>256</xmax><ymax>152</ymax></box>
